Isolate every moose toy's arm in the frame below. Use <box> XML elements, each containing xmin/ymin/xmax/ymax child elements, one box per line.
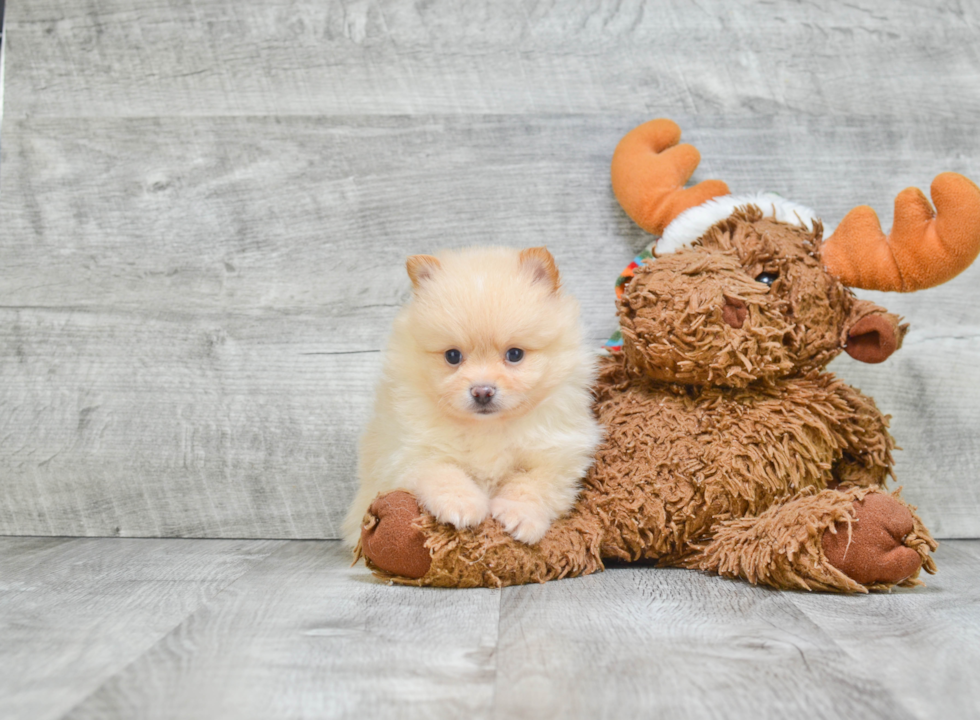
<box><xmin>827</xmin><ymin>378</ymin><xmax>898</xmax><ymax>490</ymax></box>
<box><xmin>821</xmin><ymin>295</ymin><xmax>913</xmax><ymax>488</ymax></box>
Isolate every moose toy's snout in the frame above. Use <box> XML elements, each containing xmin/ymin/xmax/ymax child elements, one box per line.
<box><xmin>722</xmin><ymin>296</ymin><xmax>747</xmax><ymax>329</ymax></box>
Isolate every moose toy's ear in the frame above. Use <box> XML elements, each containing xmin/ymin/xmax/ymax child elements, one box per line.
<box><xmin>406</xmin><ymin>255</ymin><xmax>441</xmax><ymax>290</ymax></box>
<box><xmin>843</xmin><ymin>302</ymin><xmax>908</xmax><ymax>364</ymax></box>
<box><xmin>520</xmin><ymin>246</ymin><xmax>561</xmax><ymax>292</ymax></box>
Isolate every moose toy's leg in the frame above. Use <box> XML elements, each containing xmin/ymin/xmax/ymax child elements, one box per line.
<box><xmin>691</xmin><ymin>488</ymin><xmax>936</xmax><ymax>592</ymax></box>
<box><xmin>355</xmin><ymin>491</ymin><xmax>606</xmax><ymax>588</ymax></box>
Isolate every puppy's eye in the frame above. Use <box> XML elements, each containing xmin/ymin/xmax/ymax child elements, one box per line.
<box><xmin>444</xmin><ymin>349</ymin><xmax>463</xmax><ymax>365</ymax></box>
<box><xmin>755</xmin><ymin>271</ymin><xmax>779</xmax><ymax>286</ymax></box>
<box><xmin>505</xmin><ymin>348</ymin><xmax>524</xmax><ymax>364</ymax></box>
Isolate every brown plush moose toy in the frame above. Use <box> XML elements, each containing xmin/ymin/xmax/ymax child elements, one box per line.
<box><xmin>355</xmin><ymin>118</ymin><xmax>980</xmax><ymax>592</ymax></box>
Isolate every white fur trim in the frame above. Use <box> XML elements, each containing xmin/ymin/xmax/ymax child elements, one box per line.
<box><xmin>656</xmin><ymin>193</ymin><xmax>829</xmax><ymax>256</ymax></box>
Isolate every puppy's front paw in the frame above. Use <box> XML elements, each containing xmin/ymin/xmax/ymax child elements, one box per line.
<box><xmin>490</xmin><ymin>497</ymin><xmax>553</xmax><ymax>545</ymax></box>
<box><xmin>418</xmin><ymin>481</ymin><xmax>490</xmax><ymax>531</ymax></box>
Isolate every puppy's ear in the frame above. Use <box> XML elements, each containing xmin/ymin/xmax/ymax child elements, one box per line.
<box><xmin>406</xmin><ymin>255</ymin><xmax>441</xmax><ymax>290</ymax></box>
<box><xmin>519</xmin><ymin>247</ymin><xmax>561</xmax><ymax>292</ymax></box>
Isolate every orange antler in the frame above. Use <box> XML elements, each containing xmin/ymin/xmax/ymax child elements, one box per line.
<box><xmin>822</xmin><ymin>173</ymin><xmax>980</xmax><ymax>292</ymax></box>
<box><xmin>610</xmin><ymin>119</ymin><xmax>729</xmax><ymax>235</ymax></box>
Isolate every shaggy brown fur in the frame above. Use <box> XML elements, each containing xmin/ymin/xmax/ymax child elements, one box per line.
<box><xmin>357</xmin><ymin>209</ymin><xmax>938</xmax><ymax>591</ymax></box>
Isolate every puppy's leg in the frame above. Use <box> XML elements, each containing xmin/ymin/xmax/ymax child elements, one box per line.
<box><xmin>415</xmin><ymin>463</ymin><xmax>490</xmax><ymax>530</ymax></box>
<box><xmin>490</xmin><ymin>467</ymin><xmax>580</xmax><ymax>544</ymax></box>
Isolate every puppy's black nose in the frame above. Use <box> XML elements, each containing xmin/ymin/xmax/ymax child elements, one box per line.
<box><xmin>470</xmin><ymin>385</ymin><xmax>496</xmax><ymax>405</ymax></box>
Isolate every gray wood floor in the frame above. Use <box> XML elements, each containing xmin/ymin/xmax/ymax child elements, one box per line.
<box><xmin>1</xmin><ymin>536</ymin><xmax>978</xmax><ymax>720</ymax></box>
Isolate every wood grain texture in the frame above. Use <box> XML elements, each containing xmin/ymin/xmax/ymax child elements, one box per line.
<box><xmin>2</xmin><ymin>537</ymin><xmax>974</xmax><ymax>720</ymax></box>
<box><xmin>791</xmin><ymin>541</ymin><xmax>980</xmax><ymax>719</ymax></box>
<box><xmin>0</xmin><ymin>308</ymin><xmax>379</xmax><ymax>538</ymax></box>
<box><xmin>61</xmin><ymin>541</ymin><xmax>501</xmax><ymax>720</ymax></box>
<box><xmin>2</xmin><ymin>113</ymin><xmax>979</xmax><ymax>538</ymax></box>
<box><xmin>0</xmin><ymin>537</ymin><xmax>284</xmax><ymax>720</ymax></box>
<box><xmin>493</xmin><ymin>566</ymin><xmax>917</xmax><ymax>720</ymax></box>
<box><xmin>6</xmin><ymin>0</ymin><xmax>980</xmax><ymax>119</ymax></box>
<box><xmin>0</xmin><ymin>115</ymin><xmax>633</xmax><ymax>321</ymax></box>
<box><xmin>4</xmin><ymin>114</ymin><xmax>980</xmax><ymax>315</ymax></box>
<box><xmin>1</xmin><ymin>0</ymin><xmax>979</xmax><ymax>539</ymax></box>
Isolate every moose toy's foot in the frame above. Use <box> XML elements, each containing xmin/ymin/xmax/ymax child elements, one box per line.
<box><xmin>358</xmin><ymin>491</ymin><xmax>431</xmax><ymax>579</ymax></box>
<box><xmin>822</xmin><ymin>493</ymin><xmax>935</xmax><ymax>587</ymax></box>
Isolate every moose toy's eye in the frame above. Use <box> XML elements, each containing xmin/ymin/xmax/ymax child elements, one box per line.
<box><xmin>445</xmin><ymin>349</ymin><xmax>463</xmax><ymax>365</ymax></box>
<box><xmin>755</xmin><ymin>271</ymin><xmax>779</xmax><ymax>286</ymax></box>
<box><xmin>505</xmin><ymin>348</ymin><xmax>525</xmax><ymax>364</ymax></box>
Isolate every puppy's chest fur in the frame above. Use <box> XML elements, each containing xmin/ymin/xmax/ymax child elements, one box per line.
<box><xmin>432</xmin><ymin>424</ymin><xmax>532</xmax><ymax>485</ymax></box>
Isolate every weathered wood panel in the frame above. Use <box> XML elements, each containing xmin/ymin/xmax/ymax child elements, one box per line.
<box><xmin>2</xmin><ymin>538</ymin><xmax>977</xmax><ymax>720</ymax></box>
<box><xmin>6</xmin><ymin>0</ymin><xmax>980</xmax><ymax>119</ymax></box>
<box><xmin>0</xmin><ymin>537</ymin><xmax>283</xmax><ymax>720</ymax></box>
<box><xmin>790</xmin><ymin>541</ymin><xmax>980</xmax><ymax>719</ymax></box>
<box><xmin>2</xmin><ymin>112</ymin><xmax>978</xmax><ymax>538</ymax></box>
<box><xmin>0</xmin><ymin>115</ymin><xmax>634</xmax><ymax>323</ymax></box>
<box><xmin>0</xmin><ymin>308</ymin><xmax>379</xmax><ymax>538</ymax></box>
<box><xmin>61</xmin><ymin>541</ymin><xmax>501</xmax><ymax>720</ymax></box>
<box><xmin>4</xmin><ymin>114</ymin><xmax>980</xmax><ymax>315</ymax></box>
<box><xmin>493</xmin><ymin>567</ymin><xmax>918</xmax><ymax>720</ymax></box>
<box><xmin>1</xmin><ymin>0</ymin><xmax>979</xmax><ymax>539</ymax></box>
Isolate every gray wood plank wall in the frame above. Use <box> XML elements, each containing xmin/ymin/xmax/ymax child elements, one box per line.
<box><xmin>1</xmin><ymin>0</ymin><xmax>979</xmax><ymax>539</ymax></box>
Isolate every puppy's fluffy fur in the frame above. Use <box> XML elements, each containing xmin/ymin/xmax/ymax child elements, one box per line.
<box><xmin>343</xmin><ymin>247</ymin><xmax>601</xmax><ymax>546</ymax></box>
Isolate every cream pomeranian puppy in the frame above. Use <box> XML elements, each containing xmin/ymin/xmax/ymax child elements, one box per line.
<box><xmin>343</xmin><ymin>246</ymin><xmax>601</xmax><ymax>546</ymax></box>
